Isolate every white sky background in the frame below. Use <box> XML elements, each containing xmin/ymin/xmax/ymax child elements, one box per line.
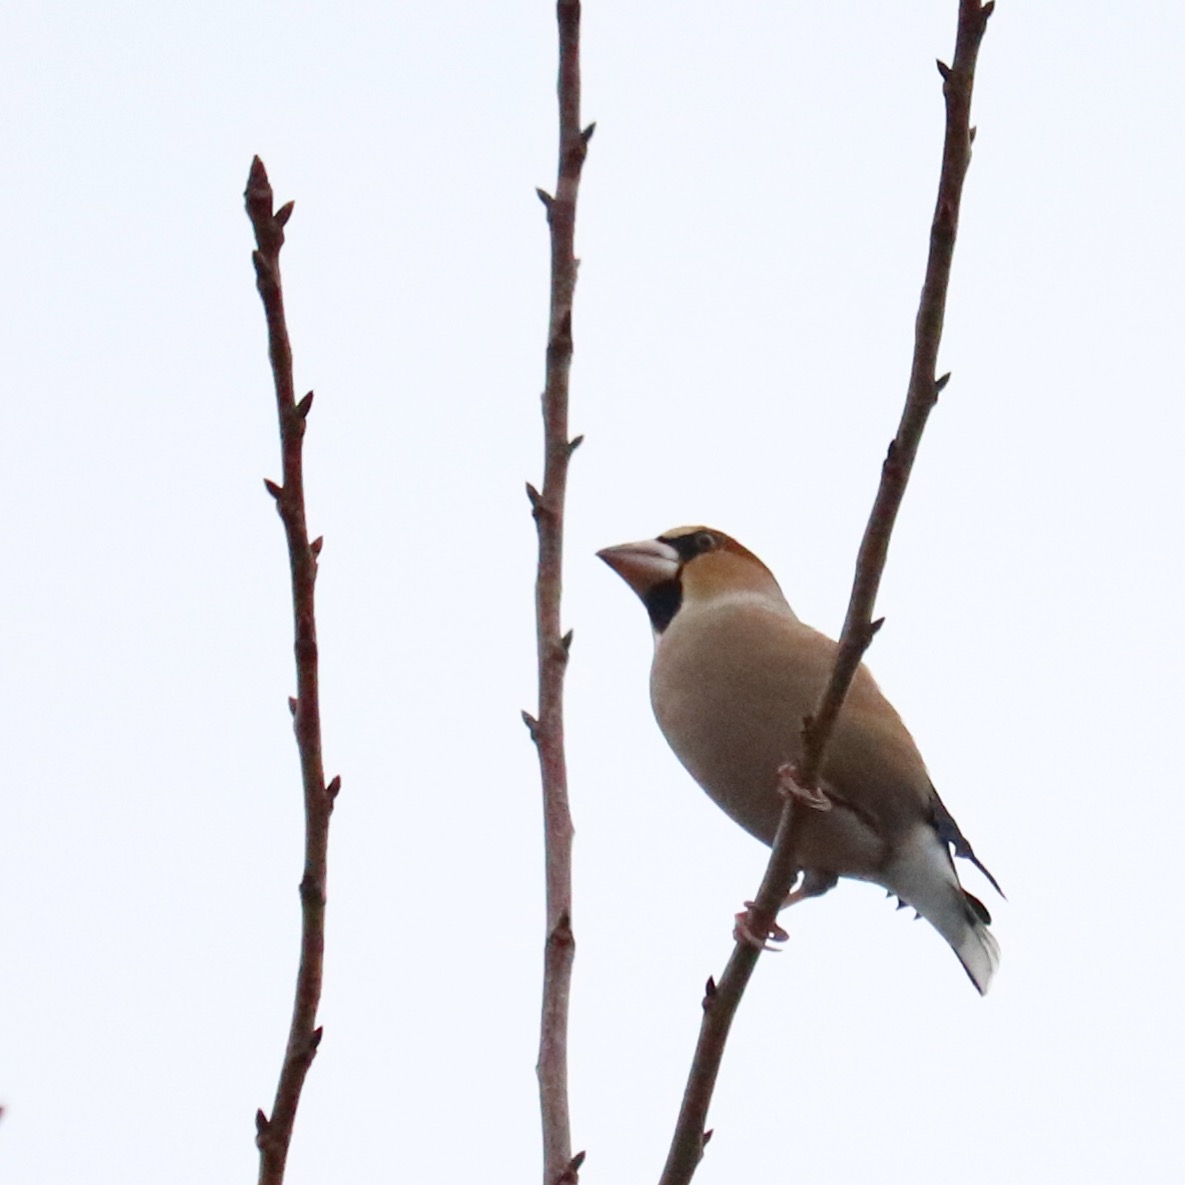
<box><xmin>2</xmin><ymin>1</ymin><xmax>1183</xmax><ymax>1182</ymax></box>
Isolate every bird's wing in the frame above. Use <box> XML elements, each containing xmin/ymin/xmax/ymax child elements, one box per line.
<box><xmin>928</xmin><ymin>784</ymin><xmax>1004</xmax><ymax>898</ymax></box>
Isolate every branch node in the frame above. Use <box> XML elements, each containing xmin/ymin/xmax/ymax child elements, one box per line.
<box><xmin>982</xmin><ymin>0</ymin><xmax>996</xmax><ymax>18</ymax></box>
<box><xmin>869</xmin><ymin>616</ymin><xmax>886</xmax><ymax>638</ymax></box>
<box><xmin>264</xmin><ymin>478</ymin><xmax>283</xmax><ymax>500</ymax></box>
<box><xmin>580</xmin><ymin>122</ymin><xmax>596</xmax><ymax>144</ymax></box>
<box><xmin>936</xmin><ymin>59</ymin><xmax>952</xmax><ymax>82</ymax></box>
<box><xmin>288</xmin><ymin>696</ymin><xmax>298</xmax><ymax>717</ymax></box>
<box><xmin>703</xmin><ymin>976</ymin><xmax>717</xmax><ymax>1008</ymax></box>
<box><xmin>560</xmin><ymin>629</ymin><xmax>574</xmax><ymax>654</ymax></box>
<box><xmin>550</xmin><ymin>909</ymin><xmax>574</xmax><ymax>947</ymax></box>
<box><xmin>557</xmin><ymin>1150</ymin><xmax>586</xmax><ymax>1184</ymax></box>
<box><xmin>255</xmin><ymin>1109</ymin><xmax>269</xmax><ymax>1136</ymax></box>
<box><xmin>298</xmin><ymin>873</ymin><xmax>325</xmax><ymax>906</ymax></box>
<box><xmin>935</xmin><ymin>372</ymin><xmax>952</xmax><ymax>395</ymax></box>
<box><xmin>702</xmin><ymin>1129</ymin><xmax>713</xmax><ymax>1147</ymax></box>
<box><xmin>310</xmin><ymin>1026</ymin><xmax>324</xmax><ymax>1052</ymax></box>
<box><xmin>536</xmin><ymin>187</ymin><xmax>555</xmax><ymax>209</ymax></box>
<box><xmin>295</xmin><ymin>391</ymin><xmax>314</xmax><ymax>419</ymax></box>
<box><xmin>528</xmin><ymin>483</ymin><xmax>549</xmax><ymax>521</ymax></box>
<box><xmin>521</xmin><ymin>710</ymin><xmax>540</xmax><ymax>743</ymax></box>
<box><xmin>567</xmin><ymin>433</ymin><xmax>585</xmax><ymax>456</ymax></box>
<box><xmin>326</xmin><ymin>775</ymin><xmax>342</xmax><ymax>801</ymax></box>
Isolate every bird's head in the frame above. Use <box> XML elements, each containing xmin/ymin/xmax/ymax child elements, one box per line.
<box><xmin>597</xmin><ymin>526</ymin><xmax>786</xmax><ymax>634</ymax></box>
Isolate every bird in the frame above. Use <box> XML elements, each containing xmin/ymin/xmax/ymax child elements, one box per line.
<box><xmin>598</xmin><ymin>525</ymin><xmax>1002</xmax><ymax>994</ymax></box>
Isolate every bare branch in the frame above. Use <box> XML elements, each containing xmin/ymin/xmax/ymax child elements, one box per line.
<box><xmin>530</xmin><ymin>3</ymin><xmax>590</xmax><ymax>1184</ymax></box>
<box><xmin>658</xmin><ymin>5</ymin><xmax>994</xmax><ymax>1182</ymax></box>
<box><xmin>245</xmin><ymin>155</ymin><xmax>336</xmax><ymax>1185</ymax></box>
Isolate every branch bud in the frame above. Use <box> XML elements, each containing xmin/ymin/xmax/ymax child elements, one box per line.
<box><xmin>703</xmin><ymin>976</ymin><xmax>717</xmax><ymax>1009</ymax></box>
<box><xmin>557</xmin><ymin>1151</ymin><xmax>586</xmax><ymax>1184</ymax></box>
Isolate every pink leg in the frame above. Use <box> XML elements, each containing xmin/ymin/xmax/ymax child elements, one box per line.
<box><xmin>776</xmin><ymin>762</ymin><xmax>831</xmax><ymax>811</ymax></box>
<box><xmin>732</xmin><ymin>771</ymin><xmax>836</xmax><ymax>950</ymax></box>
<box><xmin>733</xmin><ymin>902</ymin><xmax>789</xmax><ymax>952</ymax></box>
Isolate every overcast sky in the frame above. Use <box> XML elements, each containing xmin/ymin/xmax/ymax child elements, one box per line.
<box><xmin>2</xmin><ymin>2</ymin><xmax>1183</xmax><ymax>1183</ymax></box>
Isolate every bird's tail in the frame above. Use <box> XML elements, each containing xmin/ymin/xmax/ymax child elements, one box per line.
<box><xmin>885</xmin><ymin>824</ymin><xmax>1000</xmax><ymax>995</ymax></box>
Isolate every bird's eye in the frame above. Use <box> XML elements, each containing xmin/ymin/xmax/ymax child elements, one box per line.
<box><xmin>693</xmin><ymin>531</ymin><xmax>716</xmax><ymax>553</ymax></box>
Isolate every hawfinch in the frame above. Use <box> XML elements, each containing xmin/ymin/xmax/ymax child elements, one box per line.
<box><xmin>598</xmin><ymin>526</ymin><xmax>1001</xmax><ymax>994</ymax></box>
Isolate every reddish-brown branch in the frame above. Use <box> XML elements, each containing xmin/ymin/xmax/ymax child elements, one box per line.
<box><xmin>657</xmin><ymin>4</ymin><xmax>994</xmax><ymax>1183</ymax></box>
<box><xmin>245</xmin><ymin>156</ymin><xmax>336</xmax><ymax>1185</ymax></box>
<box><xmin>525</xmin><ymin>4</ymin><xmax>590</xmax><ymax>1185</ymax></box>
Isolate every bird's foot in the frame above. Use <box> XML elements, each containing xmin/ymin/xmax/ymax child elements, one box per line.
<box><xmin>733</xmin><ymin>901</ymin><xmax>789</xmax><ymax>952</ymax></box>
<box><xmin>776</xmin><ymin>762</ymin><xmax>831</xmax><ymax>811</ymax></box>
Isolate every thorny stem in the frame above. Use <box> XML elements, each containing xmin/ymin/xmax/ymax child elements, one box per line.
<box><xmin>245</xmin><ymin>156</ymin><xmax>337</xmax><ymax>1185</ymax></box>
<box><xmin>657</xmin><ymin>5</ymin><xmax>995</xmax><ymax>1183</ymax></box>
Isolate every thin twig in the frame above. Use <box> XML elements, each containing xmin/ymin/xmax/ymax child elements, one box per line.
<box><xmin>245</xmin><ymin>156</ymin><xmax>337</xmax><ymax>1185</ymax></box>
<box><xmin>526</xmin><ymin>4</ymin><xmax>591</xmax><ymax>1185</ymax></box>
<box><xmin>657</xmin><ymin>5</ymin><xmax>994</xmax><ymax>1182</ymax></box>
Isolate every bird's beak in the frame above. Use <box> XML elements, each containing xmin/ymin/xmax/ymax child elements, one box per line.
<box><xmin>596</xmin><ymin>538</ymin><xmax>680</xmax><ymax>597</ymax></box>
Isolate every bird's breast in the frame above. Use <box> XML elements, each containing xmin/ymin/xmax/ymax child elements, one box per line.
<box><xmin>650</xmin><ymin>600</ymin><xmax>819</xmax><ymax>845</ymax></box>
<box><xmin>648</xmin><ymin>597</ymin><xmax>925</xmax><ymax>880</ymax></box>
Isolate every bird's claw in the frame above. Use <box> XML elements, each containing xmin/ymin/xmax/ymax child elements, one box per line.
<box><xmin>776</xmin><ymin>762</ymin><xmax>832</xmax><ymax>811</ymax></box>
<box><xmin>733</xmin><ymin>901</ymin><xmax>789</xmax><ymax>952</ymax></box>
